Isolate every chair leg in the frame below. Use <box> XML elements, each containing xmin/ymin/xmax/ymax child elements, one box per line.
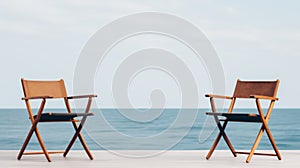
<box><xmin>64</xmin><ymin>123</ymin><xmax>93</xmax><ymax>160</ymax></box>
<box><xmin>206</xmin><ymin>132</ymin><xmax>221</xmax><ymax>160</ymax></box>
<box><xmin>17</xmin><ymin>127</ymin><xmax>51</xmax><ymax>162</ymax></box>
<box><xmin>17</xmin><ymin>127</ymin><xmax>35</xmax><ymax>160</ymax></box>
<box><xmin>221</xmin><ymin>130</ymin><xmax>237</xmax><ymax>157</ymax></box>
<box><xmin>206</xmin><ymin>121</ymin><xmax>236</xmax><ymax>159</ymax></box>
<box><xmin>63</xmin><ymin>97</ymin><xmax>93</xmax><ymax>159</ymax></box>
<box><xmin>216</xmin><ymin>121</ymin><xmax>236</xmax><ymax>157</ymax></box>
<box><xmin>63</xmin><ymin>123</ymin><xmax>82</xmax><ymax>157</ymax></box>
<box><xmin>220</xmin><ymin>100</ymin><xmax>237</xmax><ymax>157</ymax></box>
<box><xmin>78</xmin><ymin>132</ymin><xmax>94</xmax><ymax>160</ymax></box>
<box><xmin>34</xmin><ymin>129</ymin><xmax>51</xmax><ymax>162</ymax></box>
<box><xmin>264</xmin><ymin>125</ymin><xmax>282</xmax><ymax>160</ymax></box>
<box><xmin>246</xmin><ymin>126</ymin><xmax>264</xmax><ymax>163</ymax></box>
<box><xmin>254</xmin><ymin>99</ymin><xmax>282</xmax><ymax>162</ymax></box>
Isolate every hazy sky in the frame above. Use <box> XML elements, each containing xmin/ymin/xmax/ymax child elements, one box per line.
<box><xmin>0</xmin><ymin>0</ymin><xmax>299</xmax><ymax>108</ymax></box>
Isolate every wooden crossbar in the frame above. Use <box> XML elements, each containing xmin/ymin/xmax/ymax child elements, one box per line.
<box><xmin>235</xmin><ymin>151</ymin><xmax>277</xmax><ymax>156</ymax></box>
<box><xmin>23</xmin><ymin>151</ymin><xmax>65</xmax><ymax>155</ymax></box>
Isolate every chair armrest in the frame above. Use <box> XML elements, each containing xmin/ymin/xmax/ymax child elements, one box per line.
<box><xmin>22</xmin><ymin>96</ymin><xmax>53</xmax><ymax>100</ymax></box>
<box><xmin>250</xmin><ymin>95</ymin><xmax>278</xmax><ymax>101</ymax></box>
<box><xmin>205</xmin><ymin>94</ymin><xmax>233</xmax><ymax>99</ymax></box>
<box><xmin>67</xmin><ymin>94</ymin><xmax>97</xmax><ymax>99</ymax></box>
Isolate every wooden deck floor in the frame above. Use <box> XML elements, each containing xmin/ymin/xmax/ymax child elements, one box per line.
<box><xmin>1</xmin><ymin>150</ymin><xmax>299</xmax><ymax>168</ymax></box>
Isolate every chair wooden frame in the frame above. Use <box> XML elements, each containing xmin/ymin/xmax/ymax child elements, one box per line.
<box><xmin>17</xmin><ymin>78</ymin><xmax>97</xmax><ymax>162</ymax></box>
<box><xmin>205</xmin><ymin>79</ymin><xmax>282</xmax><ymax>163</ymax></box>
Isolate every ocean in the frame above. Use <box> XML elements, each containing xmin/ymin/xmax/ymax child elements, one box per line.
<box><xmin>0</xmin><ymin>108</ymin><xmax>299</xmax><ymax>150</ymax></box>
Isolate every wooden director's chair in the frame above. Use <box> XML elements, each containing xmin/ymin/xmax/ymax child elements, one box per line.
<box><xmin>205</xmin><ymin>79</ymin><xmax>282</xmax><ymax>163</ymax></box>
<box><xmin>17</xmin><ymin>78</ymin><xmax>97</xmax><ymax>162</ymax></box>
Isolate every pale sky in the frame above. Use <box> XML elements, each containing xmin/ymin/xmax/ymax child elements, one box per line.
<box><xmin>0</xmin><ymin>0</ymin><xmax>299</xmax><ymax>108</ymax></box>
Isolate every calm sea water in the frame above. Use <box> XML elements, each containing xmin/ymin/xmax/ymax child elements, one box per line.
<box><xmin>0</xmin><ymin>109</ymin><xmax>299</xmax><ymax>150</ymax></box>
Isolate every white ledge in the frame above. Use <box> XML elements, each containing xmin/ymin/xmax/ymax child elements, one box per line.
<box><xmin>1</xmin><ymin>150</ymin><xmax>299</xmax><ymax>168</ymax></box>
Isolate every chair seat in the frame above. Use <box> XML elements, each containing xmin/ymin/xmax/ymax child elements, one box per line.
<box><xmin>206</xmin><ymin>112</ymin><xmax>262</xmax><ymax>122</ymax></box>
<box><xmin>33</xmin><ymin>113</ymin><xmax>94</xmax><ymax>121</ymax></box>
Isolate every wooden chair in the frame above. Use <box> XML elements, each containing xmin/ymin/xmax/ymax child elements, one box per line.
<box><xmin>17</xmin><ymin>78</ymin><xmax>97</xmax><ymax>162</ymax></box>
<box><xmin>205</xmin><ymin>79</ymin><xmax>282</xmax><ymax>163</ymax></box>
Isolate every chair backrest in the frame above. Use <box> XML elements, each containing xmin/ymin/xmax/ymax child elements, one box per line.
<box><xmin>233</xmin><ymin>79</ymin><xmax>279</xmax><ymax>98</ymax></box>
<box><xmin>21</xmin><ymin>78</ymin><xmax>68</xmax><ymax>98</ymax></box>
